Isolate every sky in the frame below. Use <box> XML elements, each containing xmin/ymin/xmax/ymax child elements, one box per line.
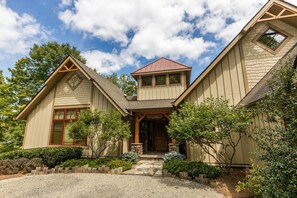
<box><xmin>0</xmin><ymin>0</ymin><xmax>296</xmax><ymax>81</ymax></box>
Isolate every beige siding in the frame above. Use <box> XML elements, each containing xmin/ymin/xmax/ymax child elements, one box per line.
<box><xmin>186</xmin><ymin>44</ymin><xmax>246</xmax><ymax>106</ymax></box>
<box><xmin>242</xmin><ymin>20</ymin><xmax>297</xmax><ymax>90</ymax></box>
<box><xmin>184</xmin><ymin>44</ymin><xmax>251</xmax><ymax>165</ymax></box>
<box><xmin>138</xmin><ymin>72</ymin><xmax>187</xmax><ymax>100</ymax></box>
<box><xmin>54</xmin><ymin>71</ymin><xmax>92</xmax><ymax>106</ymax></box>
<box><xmin>91</xmin><ymin>85</ymin><xmax>119</xmax><ymax>156</ymax></box>
<box><xmin>91</xmin><ymin>86</ymin><xmax>116</xmax><ymax>112</ymax></box>
<box><xmin>23</xmin><ymin>89</ymin><xmax>55</xmax><ymax>149</ymax></box>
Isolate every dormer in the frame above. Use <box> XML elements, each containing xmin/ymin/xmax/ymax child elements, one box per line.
<box><xmin>131</xmin><ymin>57</ymin><xmax>192</xmax><ymax>100</ymax></box>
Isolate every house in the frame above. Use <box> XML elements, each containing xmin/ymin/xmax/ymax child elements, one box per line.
<box><xmin>16</xmin><ymin>0</ymin><xmax>297</xmax><ymax>166</ymax></box>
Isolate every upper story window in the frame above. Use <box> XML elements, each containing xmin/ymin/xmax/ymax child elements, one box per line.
<box><xmin>142</xmin><ymin>76</ymin><xmax>152</xmax><ymax>86</ymax></box>
<box><xmin>155</xmin><ymin>75</ymin><xmax>166</xmax><ymax>86</ymax></box>
<box><xmin>257</xmin><ymin>27</ymin><xmax>287</xmax><ymax>51</ymax></box>
<box><xmin>169</xmin><ymin>73</ymin><xmax>181</xmax><ymax>84</ymax></box>
<box><xmin>50</xmin><ymin>108</ymin><xmax>87</xmax><ymax>146</ymax></box>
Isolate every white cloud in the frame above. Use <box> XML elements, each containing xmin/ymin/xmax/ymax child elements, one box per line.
<box><xmin>59</xmin><ymin>0</ymin><xmax>297</xmax><ymax>73</ymax></box>
<box><xmin>0</xmin><ymin>1</ymin><xmax>48</xmax><ymax>60</ymax></box>
<box><xmin>82</xmin><ymin>50</ymin><xmax>122</xmax><ymax>74</ymax></box>
<box><xmin>59</xmin><ymin>0</ymin><xmax>73</xmax><ymax>8</ymax></box>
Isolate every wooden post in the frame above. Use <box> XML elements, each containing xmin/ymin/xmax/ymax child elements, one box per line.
<box><xmin>135</xmin><ymin>114</ymin><xmax>139</xmax><ymax>143</ymax></box>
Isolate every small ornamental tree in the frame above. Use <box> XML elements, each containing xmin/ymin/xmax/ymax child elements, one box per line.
<box><xmin>238</xmin><ymin>62</ymin><xmax>297</xmax><ymax>197</ymax></box>
<box><xmin>68</xmin><ymin>109</ymin><xmax>131</xmax><ymax>158</ymax></box>
<box><xmin>167</xmin><ymin>98</ymin><xmax>252</xmax><ymax>173</ymax></box>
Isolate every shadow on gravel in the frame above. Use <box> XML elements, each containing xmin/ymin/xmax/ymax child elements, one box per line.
<box><xmin>153</xmin><ymin>176</ymin><xmax>209</xmax><ymax>190</ymax></box>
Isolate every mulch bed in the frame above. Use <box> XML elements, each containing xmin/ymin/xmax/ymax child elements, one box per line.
<box><xmin>214</xmin><ymin>168</ymin><xmax>255</xmax><ymax>198</ymax></box>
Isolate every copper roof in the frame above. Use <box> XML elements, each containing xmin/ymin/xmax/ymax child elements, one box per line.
<box><xmin>131</xmin><ymin>57</ymin><xmax>191</xmax><ymax>75</ymax></box>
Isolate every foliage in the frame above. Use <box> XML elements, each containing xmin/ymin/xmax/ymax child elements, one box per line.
<box><xmin>60</xmin><ymin>158</ymin><xmax>132</xmax><ymax>171</ymax></box>
<box><xmin>119</xmin><ymin>152</ymin><xmax>138</xmax><ymax>164</ymax></box>
<box><xmin>162</xmin><ymin>160</ymin><xmax>220</xmax><ymax>179</ymax></box>
<box><xmin>167</xmin><ymin>98</ymin><xmax>252</xmax><ymax>173</ymax></box>
<box><xmin>163</xmin><ymin>151</ymin><xmax>186</xmax><ymax>163</ymax></box>
<box><xmin>0</xmin><ymin>147</ymin><xmax>82</xmax><ymax>168</ymax></box>
<box><xmin>0</xmin><ymin>42</ymin><xmax>85</xmax><ymax>152</ymax></box>
<box><xmin>104</xmin><ymin>73</ymin><xmax>137</xmax><ymax>96</ymax></box>
<box><xmin>0</xmin><ymin>158</ymin><xmax>43</xmax><ymax>175</ymax></box>
<box><xmin>239</xmin><ymin>63</ymin><xmax>297</xmax><ymax>197</ymax></box>
<box><xmin>105</xmin><ymin>159</ymin><xmax>132</xmax><ymax>171</ymax></box>
<box><xmin>68</xmin><ymin>109</ymin><xmax>131</xmax><ymax>158</ymax></box>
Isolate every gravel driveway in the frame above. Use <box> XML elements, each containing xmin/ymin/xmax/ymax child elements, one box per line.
<box><xmin>0</xmin><ymin>174</ymin><xmax>223</xmax><ymax>198</ymax></box>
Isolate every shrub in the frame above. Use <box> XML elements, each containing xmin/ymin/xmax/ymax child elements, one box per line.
<box><xmin>163</xmin><ymin>151</ymin><xmax>185</xmax><ymax>163</ymax></box>
<box><xmin>119</xmin><ymin>152</ymin><xmax>138</xmax><ymax>164</ymax></box>
<box><xmin>105</xmin><ymin>159</ymin><xmax>132</xmax><ymax>171</ymax></box>
<box><xmin>0</xmin><ymin>158</ymin><xmax>43</xmax><ymax>174</ymax></box>
<box><xmin>0</xmin><ymin>147</ymin><xmax>82</xmax><ymax>167</ymax></box>
<box><xmin>60</xmin><ymin>159</ymin><xmax>90</xmax><ymax>168</ymax></box>
<box><xmin>60</xmin><ymin>158</ymin><xmax>132</xmax><ymax>171</ymax></box>
<box><xmin>162</xmin><ymin>160</ymin><xmax>220</xmax><ymax>179</ymax></box>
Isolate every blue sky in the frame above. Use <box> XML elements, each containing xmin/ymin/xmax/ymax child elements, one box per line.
<box><xmin>1</xmin><ymin>0</ymin><xmax>296</xmax><ymax>81</ymax></box>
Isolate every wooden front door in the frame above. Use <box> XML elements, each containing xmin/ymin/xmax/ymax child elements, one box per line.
<box><xmin>154</xmin><ymin>120</ymin><xmax>168</xmax><ymax>152</ymax></box>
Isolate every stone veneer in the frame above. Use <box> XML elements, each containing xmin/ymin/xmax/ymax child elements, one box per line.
<box><xmin>168</xmin><ymin>143</ymin><xmax>179</xmax><ymax>152</ymax></box>
<box><xmin>131</xmin><ymin>143</ymin><xmax>143</xmax><ymax>156</ymax></box>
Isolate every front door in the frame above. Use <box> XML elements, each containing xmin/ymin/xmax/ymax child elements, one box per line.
<box><xmin>140</xmin><ymin>118</ymin><xmax>169</xmax><ymax>152</ymax></box>
<box><xmin>154</xmin><ymin>120</ymin><xmax>168</xmax><ymax>152</ymax></box>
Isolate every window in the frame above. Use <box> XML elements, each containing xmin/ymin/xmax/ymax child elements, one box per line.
<box><xmin>50</xmin><ymin>108</ymin><xmax>87</xmax><ymax>145</ymax></box>
<box><xmin>169</xmin><ymin>73</ymin><xmax>181</xmax><ymax>84</ymax></box>
<box><xmin>142</xmin><ymin>76</ymin><xmax>152</xmax><ymax>86</ymax></box>
<box><xmin>155</xmin><ymin>75</ymin><xmax>166</xmax><ymax>85</ymax></box>
<box><xmin>257</xmin><ymin>27</ymin><xmax>287</xmax><ymax>51</ymax></box>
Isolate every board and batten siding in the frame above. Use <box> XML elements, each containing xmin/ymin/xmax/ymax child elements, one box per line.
<box><xmin>242</xmin><ymin>20</ymin><xmax>297</xmax><ymax>90</ymax></box>
<box><xmin>54</xmin><ymin>71</ymin><xmax>92</xmax><ymax>106</ymax></box>
<box><xmin>138</xmin><ymin>72</ymin><xmax>187</xmax><ymax>100</ymax></box>
<box><xmin>91</xmin><ymin>85</ymin><xmax>120</xmax><ymax>156</ymax></box>
<box><xmin>184</xmin><ymin>43</ymin><xmax>251</xmax><ymax>165</ymax></box>
<box><xmin>186</xmin><ymin>44</ymin><xmax>246</xmax><ymax>106</ymax></box>
<box><xmin>23</xmin><ymin>89</ymin><xmax>55</xmax><ymax>149</ymax></box>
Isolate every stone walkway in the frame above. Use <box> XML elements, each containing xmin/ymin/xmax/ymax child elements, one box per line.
<box><xmin>122</xmin><ymin>160</ymin><xmax>163</xmax><ymax>176</ymax></box>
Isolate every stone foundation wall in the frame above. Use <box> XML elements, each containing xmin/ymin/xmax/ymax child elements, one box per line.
<box><xmin>131</xmin><ymin>143</ymin><xmax>143</xmax><ymax>156</ymax></box>
<box><xmin>168</xmin><ymin>143</ymin><xmax>179</xmax><ymax>152</ymax></box>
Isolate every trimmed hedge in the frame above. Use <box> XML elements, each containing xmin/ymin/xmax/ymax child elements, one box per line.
<box><xmin>60</xmin><ymin>158</ymin><xmax>132</xmax><ymax>171</ymax></box>
<box><xmin>162</xmin><ymin>160</ymin><xmax>220</xmax><ymax>179</ymax></box>
<box><xmin>0</xmin><ymin>158</ymin><xmax>44</xmax><ymax>174</ymax></box>
<box><xmin>0</xmin><ymin>147</ymin><xmax>83</xmax><ymax>168</ymax></box>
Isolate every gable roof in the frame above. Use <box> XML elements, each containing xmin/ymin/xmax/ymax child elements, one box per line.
<box><xmin>16</xmin><ymin>55</ymin><xmax>129</xmax><ymax>120</ymax></box>
<box><xmin>238</xmin><ymin>43</ymin><xmax>297</xmax><ymax>106</ymax></box>
<box><xmin>131</xmin><ymin>57</ymin><xmax>191</xmax><ymax>75</ymax></box>
<box><xmin>173</xmin><ymin>0</ymin><xmax>297</xmax><ymax>106</ymax></box>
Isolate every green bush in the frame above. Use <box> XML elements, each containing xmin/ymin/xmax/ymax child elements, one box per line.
<box><xmin>163</xmin><ymin>151</ymin><xmax>185</xmax><ymax>163</ymax></box>
<box><xmin>0</xmin><ymin>158</ymin><xmax>44</xmax><ymax>174</ymax></box>
<box><xmin>60</xmin><ymin>159</ymin><xmax>90</xmax><ymax>168</ymax></box>
<box><xmin>105</xmin><ymin>159</ymin><xmax>132</xmax><ymax>171</ymax></box>
<box><xmin>119</xmin><ymin>152</ymin><xmax>138</xmax><ymax>164</ymax></box>
<box><xmin>0</xmin><ymin>147</ymin><xmax>82</xmax><ymax>167</ymax></box>
<box><xmin>162</xmin><ymin>160</ymin><xmax>220</xmax><ymax>179</ymax></box>
<box><xmin>60</xmin><ymin>158</ymin><xmax>132</xmax><ymax>171</ymax></box>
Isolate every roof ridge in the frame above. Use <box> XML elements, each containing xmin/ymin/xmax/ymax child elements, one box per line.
<box><xmin>131</xmin><ymin>57</ymin><xmax>191</xmax><ymax>75</ymax></box>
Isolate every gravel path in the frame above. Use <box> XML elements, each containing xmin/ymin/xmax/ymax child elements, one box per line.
<box><xmin>0</xmin><ymin>174</ymin><xmax>223</xmax><ymax>198</ymax></box>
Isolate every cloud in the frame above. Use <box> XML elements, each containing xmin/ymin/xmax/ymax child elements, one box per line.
<box><xmin>81</xmin><ymin>50</ymin><xmax>122</xmax><ymax>74</ymax></box>
<box><xmin>58</xmin><ymin>0</ymin><xmax>297</xmax><ymax>73</ymax></box>
<box><xmin>0</xmin><ymin>1</ymin><xmax>48</xmax><ymax>60</ymax></box>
